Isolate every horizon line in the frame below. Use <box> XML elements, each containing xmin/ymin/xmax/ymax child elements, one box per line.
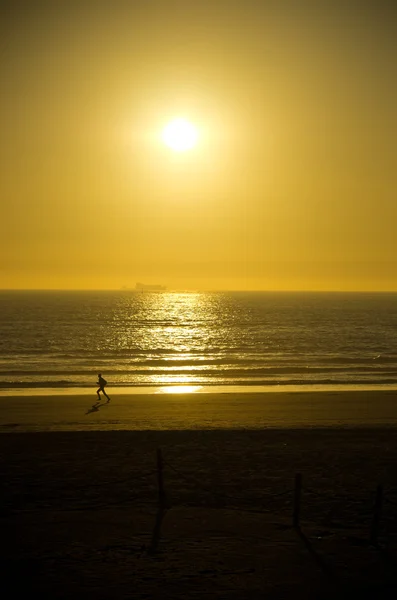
<box><xmin>1</xmin><ymin>288</ymin><xmax>397</xmax><ymax>294</ymax></box>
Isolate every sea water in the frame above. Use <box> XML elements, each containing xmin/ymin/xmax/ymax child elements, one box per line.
<box><xmin>1</xmin><ymin>290</ymin><xmax>397</xmax><ymax>391</ymax></box>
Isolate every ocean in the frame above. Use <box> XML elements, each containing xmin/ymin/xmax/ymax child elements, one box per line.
<box><xmin>1</xmin><ymin>290</ymin><xmax>397</xmax><ymax>392</ymax></box>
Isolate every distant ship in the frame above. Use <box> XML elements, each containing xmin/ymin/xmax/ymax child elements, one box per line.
<box><xmin>135</xmin><ymin>282</ymin><xmax>167</xmax><ymax>291</ymax></box>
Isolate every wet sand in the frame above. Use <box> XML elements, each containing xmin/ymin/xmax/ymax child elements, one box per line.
<box><xmin>1</xmin><ymin>389</ymin><xmax>397</xmax><ymax>432</ymax></box>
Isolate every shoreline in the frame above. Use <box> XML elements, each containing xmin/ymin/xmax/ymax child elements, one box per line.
<box><xmin>2</xmin><ymin>382</ymin><xmax>397</xmax><ymax>397</ymax></box>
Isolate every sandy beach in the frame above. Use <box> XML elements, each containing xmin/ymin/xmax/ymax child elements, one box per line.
<box><xmin>1</xmin><ymin>389</ymin><xmax>397</xmax><ymax>432</ymax></box>
<box><xmin>1</xmin><ymin>390</ymin><xmax>397</xmax><ymax>598</ymax></box>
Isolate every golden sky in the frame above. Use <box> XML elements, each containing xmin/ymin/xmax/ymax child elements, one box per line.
<box><xmin>1</xmin><ymin>0</ymin><xmax>396</xmax><ymax>291</ymax></box>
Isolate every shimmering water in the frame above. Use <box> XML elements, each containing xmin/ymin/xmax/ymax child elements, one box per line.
<box><xmin>1</xmin><ymin>291</ymin><xmax>397</xmax><ymax>390</ymax></box>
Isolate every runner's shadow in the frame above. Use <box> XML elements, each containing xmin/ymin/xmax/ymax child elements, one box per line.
<box><xmin>85</xmin><ymin>401</ymin><xmax>108</xmax><ymax>415</ymax></box>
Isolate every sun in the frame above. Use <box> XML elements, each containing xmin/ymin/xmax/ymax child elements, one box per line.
<box><xmin>162</xmin><ymin>118</ymin><xmax>198</xmax><ymax>152</ymax></box>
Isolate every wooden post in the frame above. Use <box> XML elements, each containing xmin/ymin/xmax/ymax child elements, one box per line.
<box><xmin>293</xmin><ymin>473</ymin><xmax>302</xmax><ymax>528</ymax></box>
<box><xmin>149</xmin><ymin>448</ymin><xmax>167</xmax><ymax>555</ymax></box>
<box><xmin>370</xmin><ymin>484</ymin><xmax>383</xmax><ymax>546</ymax></box>
<box><xmin>156</xmin><ymin>447</ymin><xmax>165</xmax><ymax>509</ymax></box>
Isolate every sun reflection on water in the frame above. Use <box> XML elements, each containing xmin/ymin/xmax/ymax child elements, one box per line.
<box><xmin>108</xmin><ymin>291</ymin><xmax>234</xmax><ymax>387</ymax></box>
<box><xmin>156</xmin><ymin>385</ymin><xmax>203</xmax><ymax>394</ymax></box>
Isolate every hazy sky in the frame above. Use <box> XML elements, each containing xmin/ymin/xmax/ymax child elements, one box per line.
<box><xmin>1</xmin><ymin>0</ymin><xmax>396</xmax><ymax>290</ymax></box>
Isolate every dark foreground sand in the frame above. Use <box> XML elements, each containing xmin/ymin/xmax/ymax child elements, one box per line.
<box><xmin>1</xmin><ymin>424</ymin><xmax>397</xmax><ymax>598</ymax></box>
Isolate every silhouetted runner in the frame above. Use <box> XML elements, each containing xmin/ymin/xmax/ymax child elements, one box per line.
<box><xmin>96</xmin><ymin>373</ymin><xmax>110</xmax><ymax>402</ymax></box>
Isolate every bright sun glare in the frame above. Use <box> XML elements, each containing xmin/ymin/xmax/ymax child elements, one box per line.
<box><xmin>162</xmin><ymin>118</ymin><xmax>198</xmax><ymax>152</ymax></box>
